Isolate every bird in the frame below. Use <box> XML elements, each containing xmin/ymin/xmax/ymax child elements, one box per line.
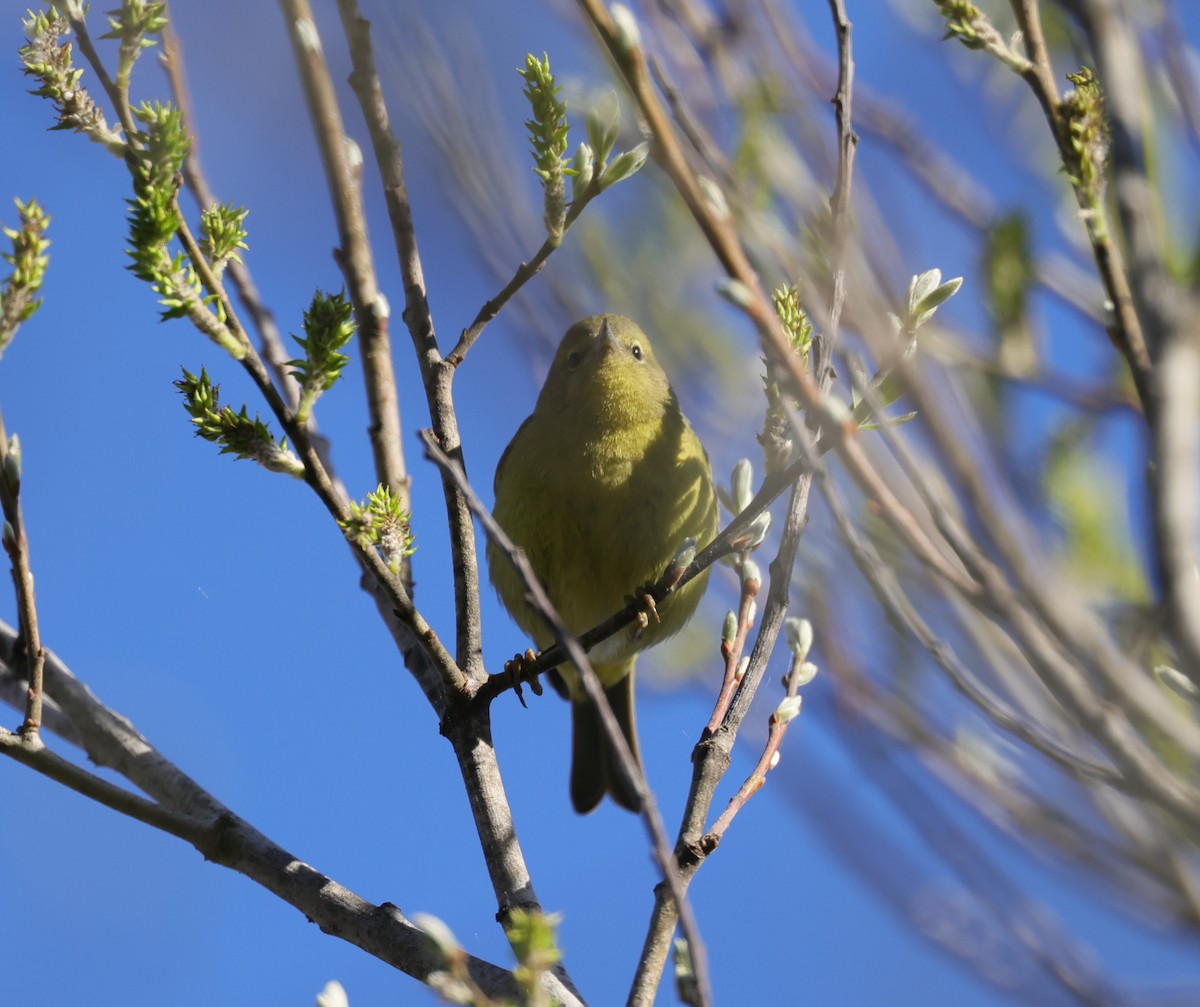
<box><xmin>489</xmin><ymin>313</ymin><xmax>718</xmax><ymax>813</ymax></box>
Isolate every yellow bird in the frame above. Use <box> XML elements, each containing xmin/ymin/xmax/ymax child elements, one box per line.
<box><xmin>490</xmin><ymin>314</ymin><xmax>718</xmax><ymax>813</ymax></box>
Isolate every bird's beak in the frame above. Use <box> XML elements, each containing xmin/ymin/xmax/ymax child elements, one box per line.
<box><xmin>596</xmin><ymin>316</ymin><xmax>620</xmax><ymax>358</ymax></box>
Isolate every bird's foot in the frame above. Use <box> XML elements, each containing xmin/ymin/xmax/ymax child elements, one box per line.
<box><xmin>503</xmin><ymin>649</ymin><xmax>544</xmax><ymax>707</ymax></box>
<box><xmin>629</xmin><ymin>590</ymin><xmax>660</xmax><ymax>635</ymax></box>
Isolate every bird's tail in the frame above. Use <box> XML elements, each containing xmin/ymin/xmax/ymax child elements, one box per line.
<box><xmin>570</xmin><ymin>666</ymin><xmax>643</xmax><ymax>814</ymax></box>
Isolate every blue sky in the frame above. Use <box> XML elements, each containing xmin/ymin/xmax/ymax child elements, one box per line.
<box><xmin>2</xmin><ymin>2</ymin><xmax>1198</xmax><ymax>1006</ymax></box>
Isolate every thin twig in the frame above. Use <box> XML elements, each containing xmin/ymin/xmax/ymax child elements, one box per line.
<box><xmin>0</xmin><ymin>665</ymin><xmax>80</xmax><ymax>745</ymax></box>
<box><xmin>0</xmin><ymin>408</ymin><xmax>44</xmax><ymax>735</ymax></box>
<box><xmin>447</xmin><ymin>188</ymin><xmax>601</xmax><ymax>366</ymax></box>
<box><xmin>703</xmin><ymin>562</ymin><xmax>757</xmax><ymax>736</ymax></box>
<box><xmin>816</xmin><ymin>0</ymin><xmax>856</xmax><ymax>385</ymax></box>
<box><xmin>0</xmin><ymin>726</ymin><xmax>207</xmax><ymax>838</ymax></box>
<box><xmin>699</xmin><ymin>644</ymin><xmax>810</xmax><ymax>850</ymax></box>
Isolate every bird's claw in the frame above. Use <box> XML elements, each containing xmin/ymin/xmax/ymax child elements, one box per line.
<box><xmin>503</xmin><ymin>648</ymin><xmax>543</xmax><ymax>707</ymax></box>
<box><xmin>630</xmin><ymin>591</ymin><xmax>660</xmax><ymax>633</ymax></box>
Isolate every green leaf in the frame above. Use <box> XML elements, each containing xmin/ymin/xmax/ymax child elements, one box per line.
<box><xmin>289</xmin><ymin>289</ymin><xmax>356</xmax><ymax>422</ymax></box>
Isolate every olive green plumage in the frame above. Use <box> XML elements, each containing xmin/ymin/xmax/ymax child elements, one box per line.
<box><xmin>490</xmin><ymin>314</ymin><xmax>718</xmax><ymax>813</ymax></box>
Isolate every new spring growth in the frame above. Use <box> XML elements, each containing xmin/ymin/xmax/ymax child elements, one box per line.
<box><xmin>611</xmin><ymin>3</ymin><xmax>642</xmax><ymax>52</ymax></box>
<box><xmin>176</xmin><ymin>368</ymin><xmax>305</xmax><ymax>477</ymax></box>
<box><xmin>1155</xmin><ymin>664</ymin><xmax>1200</xmax><ymax>702</ymax></box>
<box><xmin>125</xmin><ymin>103</ymin><xmax>245</xmax><ymax>359</ymax></box>
<box><xmin>101</xmin><ymin>0</ymin><xmax>169</xmax><ymax>90</ymax></box>
<box><xmin>506</xmin><ymin>908</ymin><xmax>563</xmax><ymax>999</ymax></box>
<box><xmin>734</xmin><ymin>655</ymin><xmax>750</xmax><ymax>684</ymax></box>
<box><xmin>19</xmin><ymin>9</ymin><xmax>124</xmax><ymax>152</ymax></box>
<box><xmin>721</xmin><ymin>610</ymin><xmax>737</xmax><ymax>653</ymax></box>
<box><xmin>1061</xmin><ymin>68</ymin><xmax>1109</xmax><ymax>208</ymax></box>
<box><xmin>573</xmin><ymin>142</ymin><xmax>595</xmax><ymax>201</ymax></box>
<box><xmin>784</xmin><ymin>616</ymin><xmax>813</xmax><ymax>661</ymax></box>
<box><xmin>720</xmin><ymin>459</ymin><xmax>772</xmax><ymax>551</ymax></box>
<box><xmin>2</xmin><ymin>435</ymin><xmax>21</xmax><ymax>497</ymax></box>
<box><xmin>663</xmin><ymin>536</ymin><xmax>697</xmax><ymax>590</ymax></box>
<box><xmin>772</xmin><ymin>284</ymin><xmax>812</xmax><ymax>360</ymax></box>
<box><xmin>340</xmin><ymin>485</ymin><xmax>416</xmax><ymax>574</ymax></box>
<box><xmin>715</xmin><ymin>277</ymin><xmax>754</xmax><ymax>309</ymax></box>
<box><xmin>934</xmin><ymin>0</ymin><xmax>991</xmax><ymax>50</ymax></box>
<box><xmin>586</xmin><ymin>91</ymin><xmax>621</xmax><ymax>170</ymax></box>
<box><xmin>740</xmin><ymin>557</ymin><xmax>761</xmax><ymax>596</ymax></box>
<box><xmin>759</xmin><ymin>284</ymin><xmax>811</xmax><ymax>475</ymax></box>
<box><xmin>0</xmin><ymin>198</ymin><xmax>50</xmax><ymax>359</ymax></box>
<box><xmin>290</xmin><ymin>290</ymin><xmax>356</xmax><ymax>423</ymax></box>
<box><xmin>519</xmin><ymin>53</ymin><xmax>575</xmax><ymax>240</ymax></box>
<box><xmin>730</xmin><ymin>458</ymin><xmax>753</xmax><ymax>513</ymax></box>
<box><xmin>934</xmin><ymin>0</ymin><xmax>1030</xmax><ymax>73</ymax></box>
<box><xmin>410</xmin><ymin>913</ymin><xmax>464</xmax><ymax>965</ymax></box>
<box><xmin>199</xmin><ymin>202</ymin><xmax>249</xmax><ymax>277</ymax></box>
<box><xmin>896</xmin><ymin>268</ymin><xmax>962</xmax><ymax>334</ymax></box>
<box><xmin>793</xmin><ymin>661</ymin><xmax>819</xmax><ymax>688</ymax></box>
<box><xmin>783</xmin><ymin>617</ymin><xmax>818</xmax><ymax>688</ymax></box>
<box><xmin>314</xmin><ymin>981</ymin><xmax>349</xmax><ymax>1007</ymax></box>
<box><xmin>1</xmin><ymin>521</ymin><xmax>15</xmax><ymax>552</ymax></box>
<box><xmin>698</xmin><ymin>176</ymin><xmax>730</xmax><ymax>222</ymax></box>
<box><xmin>599</xmin><ymin>141</ymin><xmax>650</xmax><ymax>191</ymax></box>
<box><xmin>773</xmin><ymin>694</ymin><xmax>803</xmax><ymax>725</ymax></box>
<box><xmin>674</xmin><ymin>937</ymin><xmax>700</xmax><ymax>1007</ymax></box>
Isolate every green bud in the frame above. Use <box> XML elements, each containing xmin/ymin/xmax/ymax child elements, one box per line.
<box><xmin>1154</xmin><ymin>664</ymin><xmax>1199</xmax><ymax>701</ymax></box>
<box><xmin>667</xmin><ymin>536</ymin><xmax>697</xmax><ymax>577</ymax></box>
<box><xmin>774</xmin><ymin>694</ymin><xmax>803</xmax><ymax>724</ymax></box>
<box><xmin>741</xmin><ymin>558</ymin><xmax>761</xmax><ymax>592</ymax></box>
<box><xmin>743</xmin><ymin>511</ymin><xmax>771</xmax><ymax>550</ymax></box>
<box><xmin>573</xmin><ymin>142</ymin><xmax>595</xmax><ymax>201</ymax></box>
<box><xmin>721</xmin><ymin>610</ymin><xmax>737</xmax><ymax>646</ymax></box>
<box><xmin>611</xmin><ymin>3</ymin><xmax>642</xmax><ymax>51</ymax></box>
<box><xmin>735</xmin><ymin>655</ymin><xmax>749</xmax><ymax>683</ymax></box>
<box><xmin>905</xmin><ymin>268</ymin><xmax>962</xmax><ymax>330</ymax></box>
<box><xmin>794</xmin><ymin>661</ymin><xmax>818</xmax><ymax>687</ymax></box>
<box><xmin>730</xmin><ymin>458</ymin><xmax>753</xmax><ymax>513</ymax></box>
<box><xmin>716</xmin><ymin>278</ymin><xmax>753</xmax><ymax>309</ymax></box>
<box><xmin>674</xmin><ymin>937</ymin><xmax>699</xmax><ymax>1007</ymax></box>
<box><xmin>586</xmin><ymin>91</ymin><xmax>621</xmax><ymax>166</ymax></box>
<box><xmin>505</xmin><ymin>907</ymin><xmax>563</xmax><ymax>976</ymax></box>
<box><xmin>783</xmin><ymin>616</ymin><xmax>813</xmax><ymax>659</ymax></box>
<box><xmin>2</xmin><ymin>521</ymin><xmax>15</xmax><ymax>550</ymax></box>
<box><xmin>698</xmin><ymin>175</ymin><xmax>730</xmax><ymax>221</ymax></box>
<box><xmin>599</xmin><ymin>141</ymin><xmax>649</xmax><ymax>189</ymax></box>
<box><xmin>411</xmin><ymin>912</ymin><xmax>462</xmax><ymax>963</ymax></box>
<box><xmin>314</xmin><ymin>981</ymin><xmax>349</xmax><ymax>1007</ymax></box>
<box><xmin>3</xmin><ymin>434</ymin><xmax>21</xmax><ymax>492</ymax></box>
<box><xmin>344</xmin><ymin>135</ymin><xmax>363</xmax><ymax>173</ymax></box>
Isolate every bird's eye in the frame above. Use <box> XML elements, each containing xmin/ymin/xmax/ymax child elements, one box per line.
<box><xmin>631</xmin><ymin>344</ymin><xmax>644</xmax><ymax>361</ymax></box>
<box><xmin>567</xmin><ymin>350</ymin><xmax>582</xmax><ymax>368</ymax></box>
